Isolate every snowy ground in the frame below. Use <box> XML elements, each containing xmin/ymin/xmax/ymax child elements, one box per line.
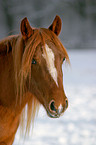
<box><xmin>13</xmin><ymin>49</ymin><xmax>96</xmax><ymax>145</ymax></box>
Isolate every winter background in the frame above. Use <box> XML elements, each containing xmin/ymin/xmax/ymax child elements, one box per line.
<box><xmin>0</xmin><ymin>0</ymin><xmax>96</xmax><ymax>145</ymax></box>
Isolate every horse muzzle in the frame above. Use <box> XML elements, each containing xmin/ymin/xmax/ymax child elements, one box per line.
<box><xmin>46</xmin><ymin>98</ymin><xmax>68</xmax><ymax>118</ymax></box>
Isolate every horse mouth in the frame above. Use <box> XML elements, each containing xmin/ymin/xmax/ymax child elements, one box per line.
<box><xmin>47</xmin><ymin>111</ymin><xmax>60</xmax><ymax>118</ymax></box>
<box><xmin>45</xmin><ymin>107</ymin><xmax>63</xmax><ymax>118</ymax></box>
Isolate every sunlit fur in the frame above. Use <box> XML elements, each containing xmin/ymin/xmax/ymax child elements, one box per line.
<box><xmin>0</xmin><ymin>28</ymin><xmax>69</xmax><ymax>138</ymax></box>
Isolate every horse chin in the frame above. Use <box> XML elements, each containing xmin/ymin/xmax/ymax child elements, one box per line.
<box><xmin>47</xmin><ymin>112</ymin><xmax>60</xmax><ymax>118</ymax></box>
<box><xmin>46</xmin><ymin>109</ymin><xmax>60</xmax><ymax>118</ymax></box>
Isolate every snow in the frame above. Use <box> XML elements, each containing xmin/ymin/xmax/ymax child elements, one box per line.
<box><xmin>13</xmin><ymin>49</ymin><xmax>96</xmax><ymax>145</ymax></box>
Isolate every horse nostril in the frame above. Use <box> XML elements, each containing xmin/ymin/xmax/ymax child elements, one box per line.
<box><xmin>65</xmin><ymin>98</ymin><xmax>68</xmax><ymax>109</ymax></box>
<box><xmin>49</xmin><ymin>100</ymin><xmax>56</xmax><ymax>112</ymax></box>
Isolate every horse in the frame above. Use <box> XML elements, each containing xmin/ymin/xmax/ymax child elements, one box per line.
<box><xmin>0</xmin><ymin>15</ymin><xmax>69</xmax><ymax>145</ymax></box>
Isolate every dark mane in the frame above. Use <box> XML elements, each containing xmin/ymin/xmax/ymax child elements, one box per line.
<box><xmin>0</xmin><ymin>35</ymin><xmax>20</xmax><ymax>56</ymax></box>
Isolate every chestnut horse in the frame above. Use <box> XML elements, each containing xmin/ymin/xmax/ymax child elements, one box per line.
<box><xmin>0</xmin><ymin>15</ymin><xmax>69</xmax><ymax>145</ymax></box>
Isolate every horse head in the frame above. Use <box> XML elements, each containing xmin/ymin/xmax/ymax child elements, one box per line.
<box><xmin>20</xmin><ymin>16</ymin><xmax>69</xmax><ymax>118</ymax></box>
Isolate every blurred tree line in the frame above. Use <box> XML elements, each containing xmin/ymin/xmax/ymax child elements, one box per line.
<box><xmin>0</xmin><ymin>0</ymin><xmax>96</xmax><ymax>49</ymax></box>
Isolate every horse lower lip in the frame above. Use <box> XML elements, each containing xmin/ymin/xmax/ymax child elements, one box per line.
<box><xmin>47</xmin><ymin>110</ymin><xmax>60</xmax><ymax>118</ymax></box>
<box><xmin>48</xmin><ymin>113</ymin><xmax>60</xmax><ymax>118</ymax></box>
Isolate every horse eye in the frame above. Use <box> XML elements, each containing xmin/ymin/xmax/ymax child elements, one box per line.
<box><xmin>63</xmin><ymin>57</ymin><xmax>65</xmax><ymax>62</ymax></box>
<box><xmin>32</xmin><ymin>58</ymin><xmax>37</xmax><ymax>64</ymax></box>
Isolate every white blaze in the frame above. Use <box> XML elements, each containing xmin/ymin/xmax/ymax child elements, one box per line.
<box><xmin>58</xmin><ymin>104</ymin><xmax>63</xmax><ymax>114</ymax></box>
<box><xmin>42</xmin><ymin>44</ymin><xmax>58</xmax><ymax>86</ymax></box>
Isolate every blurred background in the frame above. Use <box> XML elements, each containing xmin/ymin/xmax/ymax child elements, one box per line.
<box><xmin>0</xmin><ymin>0</ymin><xmax>96</xmax><ymax>49</ymax></box>
<box><xmin>0</xmin><ymin>0</ymin><xmax>96</xmax><ymax>145</ymax></box>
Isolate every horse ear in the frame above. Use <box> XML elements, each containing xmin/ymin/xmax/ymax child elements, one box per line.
<box><xmin>20</xmin><ymin>17</ymin><xmax>33</xmax><ymax>40</ymax></box>
<box><xmin>48</xmin><ymin>15</ymin><xmax>62</xmax><ymax>36</ymax></box>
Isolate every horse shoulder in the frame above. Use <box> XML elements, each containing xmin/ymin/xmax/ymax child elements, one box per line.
<box><xmin>0</xmin><ymin>105</ymin><xmax>20</xmax><ymax>144</ymax></box>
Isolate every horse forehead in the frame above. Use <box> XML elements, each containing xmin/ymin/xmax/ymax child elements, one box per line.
<box><xmin>42</xmin><ymin>44</ymin><xmax>58</xmax><ymax>86</ymax></box>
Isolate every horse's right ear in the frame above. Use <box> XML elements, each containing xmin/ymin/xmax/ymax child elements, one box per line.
<box><xmin>20</xmin><ymin>17</ymin><xmax>33</xmax><ymax>40</ymax></box>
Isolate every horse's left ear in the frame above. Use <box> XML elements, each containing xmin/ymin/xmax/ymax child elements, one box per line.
<box><xmin>20</xmin><ymin>17</ymin><xmax>33</xmax><ymax>40</ymax></box>
<box><xmin>48</xmin><ymin>15</ymin><xmax>62</xmax><ymax>36</ymax></box>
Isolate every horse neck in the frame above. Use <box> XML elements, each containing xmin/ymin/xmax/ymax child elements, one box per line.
<box><xmin>0</xmin><ymin>35</ymin><xmax>29</xmax><ymax>113</ymax></box>
<box><xmin>0</xmin><ymin>36</ymin><xmax>16</xmax><ymax>105</ymax></box>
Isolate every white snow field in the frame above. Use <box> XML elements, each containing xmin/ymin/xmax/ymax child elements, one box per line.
<box><xmin>13</xmin><ymin>49</ymin><xmax>96</xmax><ymax>145</ymax></box>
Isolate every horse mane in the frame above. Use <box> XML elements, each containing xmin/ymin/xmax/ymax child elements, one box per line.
<box><xmin>0</xmin><ymin>35</ymin><xmax>19</xmax><ymax>56</ymax></box>
<box><xmin>1</xmin><ymin>28</ymin><xmax>69</xmax><ymax>134</ymax></box>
